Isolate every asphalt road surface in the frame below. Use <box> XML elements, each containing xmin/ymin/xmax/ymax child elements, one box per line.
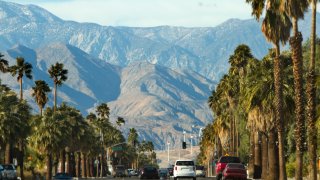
<box><xmin>108</xmin><ymin>177</ymin><xmax>216</xmax><ymax>180</ymax></box>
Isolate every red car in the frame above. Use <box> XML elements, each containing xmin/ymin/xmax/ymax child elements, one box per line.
<box><xmin>222</xmin><ymin>163</ymin><xmax>247</xmax><ymax>180</ymax></box>
<box><xmin>215</xmin><ymin>156</ymin><xmax>241</xmax><ymax>180</ymax></box>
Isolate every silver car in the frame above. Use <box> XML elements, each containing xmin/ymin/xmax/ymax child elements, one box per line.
<box><xmin>2</xmin><ymin>164</ymin><xmax>17</xmax><ymax>180</ymax></box>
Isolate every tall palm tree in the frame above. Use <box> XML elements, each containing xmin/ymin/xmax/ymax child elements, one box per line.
<box><xmin>306</xmin><ymin>1</ymin><xmax>318</xmax><ymax>180</ymax></box>
<box><xmin>246</xmin><ymin>1</ymin><xmax>292</xmax><ymax>179</ymax></box>
<box><xmin>31</xmin><ymin>80</ymin><xmax>51</xmax><ymax>116</ymax></box>
<box><xmin>96</xmin><ymin>103</ymin><xmax>110</xmax><ymax>120</ymax></box>
<box><xmin>282</xmin><ymin>1</ymin><xmax>309</xmax><ymax>179</ymax></box>
<box><xmin>116</xmin><ymin>117</ymin><xmax>125</xmax><ymax>127</ymax></box>
<box><xmin>9</xmin><ymin>57</ymin><xmax>33</xmax><ymax>100</ymax></box>
<box><xmin>30</xmin><ymin>108</ymin><xmax>67</xmax><ymax>180</ymax></box>
<box><xmin>48</xmin><ymin>62</ymin><xmax>68</xmax><ymax>112</ymax></box>
<box><xmin>128</xmin><ymin>128</ymin><xmax>138</xmax><ymax>147</ymax></box>
<box><xmin>0</xmin><ymin>53</ymin><xmax>9</xmax><ymax>74</ymax></box>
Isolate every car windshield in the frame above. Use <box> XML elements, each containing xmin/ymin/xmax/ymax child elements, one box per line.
<box><xmin>3</xmin><ymin>165</ymin><xmax>14</xmax><ymax>170</ymax></box>
<box><xmin>176</xmin><ymin>161</ymin><xmax>194</xmax><ymax>166</ymax></box>
<box><xmin>196</xmin><ymin>166</ymin><xmax>204</xmax><ymax>170</ymax></box>
<box><xmin>219</xmin><ymin>157</ymin><xmax>240</xmax><ymax>163</ymax></box>
<box><xmin>116</xmin><ymin>166</ymin><xmax>125</xmax><ymax>170</ymax></box>
<box><xmin>227</xmin><ymin>163</ymin><xmax>245</xmax><ymax>169</ymax></box>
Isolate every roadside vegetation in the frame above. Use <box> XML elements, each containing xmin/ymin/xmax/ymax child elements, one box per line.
<box><xmin>198</xmin><ymin>1</ymin><xmax>320</xmax><ymax>179</ymax></box>
<box><xmin>0</xmin><ymin>56</ymin><xmax>157</xmax><ymax>180</ymax></box>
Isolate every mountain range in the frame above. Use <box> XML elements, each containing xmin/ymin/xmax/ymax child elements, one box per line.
<box><xmin>0</xmin><ymin>0</ymin><xmax>318</xmax><ymax>148</ymax></box>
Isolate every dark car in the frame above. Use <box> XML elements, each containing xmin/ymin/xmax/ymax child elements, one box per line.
<box><xmin>167</xmin><ymin>167</ymin><xmax>173</xmax><ymax>176</ymax></box>
<box><xmin>158</xmin><ymin>168</ymin><xmax>169</xmax><ymax>179</ymax></box>
<box><xmin>215</xmin><ymin>156</ymin><xmax>241</xmax><ymax>180</ymax></box>
<box><xmin>113</xmin><ymin>165</ymin><xmax>126</xmax><ymax>177</ymax></box>
<box><xmin>0</xmin><ymin>165</ymin><xmax>4</xmax><ymax>180</ymax></box>
<box><xmin>140</xmin><ymin>166</ymin><xmax>159</xmax><ymax>179</ymax></box>
<box><xmin>53</xmin><ymin>173</ymin><xmax>72</xmax><ymax>180</ymax></box>
<box><xmin>195</xmin><ymin>165</ymin><xmax>205</xmax><ymax>177</ymax></box>
<box><xmin>222</xmin><ymin>163</ymin><xmax>247</xmax><ymax>180</ymax></box>
<box><xmin>2</xmin><ymin>164</ymin><xmax>17</xmax><ymax>180</ymax></box>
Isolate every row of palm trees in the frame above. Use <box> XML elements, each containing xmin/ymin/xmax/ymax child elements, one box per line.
<box><xmin>198</xmin><ymin>0</ymin><xmax>319</xmax><ymax>178</ymax></box>
<box><xmin>0</xmin><ymin>55</ymin><xmax>156</xmax><ymax>180</ymax></box>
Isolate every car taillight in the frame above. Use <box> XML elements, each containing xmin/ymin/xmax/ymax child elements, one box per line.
<box><xmin>175</xmin><ymin>166</ymin><xmax>177</xmax><ymax>170</ymax></box>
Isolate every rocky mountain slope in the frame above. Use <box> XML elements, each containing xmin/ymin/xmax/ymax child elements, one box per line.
<box><xmin>0</xmin><ymin>1</ymin><xmax>318</xmax><ymax>148</ymax></box>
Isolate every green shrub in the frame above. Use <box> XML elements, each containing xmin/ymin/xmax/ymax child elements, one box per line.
<box><xmin>286</xmin><ymin>162</ymin><xmax>295</xmax><ymax>178</ymax></box>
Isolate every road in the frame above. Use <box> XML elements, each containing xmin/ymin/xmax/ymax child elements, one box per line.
<box><xmin>106</xmin><ymin>177</ymin><xmax>216</xmax><ymax>180</ymax></box>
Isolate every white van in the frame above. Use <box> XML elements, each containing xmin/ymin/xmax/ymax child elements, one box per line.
<box><xmin>173</xmin><ymin>160</ymin><xmax>196</xmax><ymax>180</ymax></box>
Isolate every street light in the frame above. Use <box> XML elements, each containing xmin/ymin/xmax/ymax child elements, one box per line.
<box><xmin>167</xmin><ymin>142</ymin><xmax>170</xmax><ymax>163</ymax></box>
<box><xmin>190</xmin><ymin>135</ymin><xmax>193</xmax><ymax>155</ymax></box>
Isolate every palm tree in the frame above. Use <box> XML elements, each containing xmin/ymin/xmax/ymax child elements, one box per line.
<box><xmin>48</xmin><ymin>62</ymin><xmax>68</xmax><ymax>112</ymax></box>
<box><xmin>9</xmin><ymin>57</ymin><xmax>33</xmax><ymax>100</ymax></box>
<box><xmin>0</xmin><ymin>87</ymin><xmax>31</xmax><ymax>179</ymax></box>
<box><xmin>128</xmin><ymin>128</ymin><xmax>138</xmax><ymax>147</ymax></box>
<box><xmin>0</xmin><ymin>53</ymin><xmax>9</xmax><ymax>74</ymax></box>
<box><xmin>306</xmin><ymin>1</ymin><xmax>318</xmax><ymax>179</ymax></box>
<box><xmin>246</xmin><ymin>1</ymin><xmax>292</xmax><ymax>179</ymax></box>
<box><xmin>96</xmin><ymin>103</ymin><xmax>110</xmax><ymax>120</ymax></box>
<box><xmin>31</xmin><ymin>80</ymin><xmax>51</xmax><ymax>116</ymax></box>
<box><xmin>116</xmin><ymin>117</ymin><xmax>125</xmax><ymax>127</ymax></box>
<box><xmin>30</xmin><ymin>108</ymin><xmax>67</xmax><ymax>180</ymax></box>
<box><xmin>283</xmin><ymin>1</ymin><xmax>309</xmax><ymax>178</ymax></box>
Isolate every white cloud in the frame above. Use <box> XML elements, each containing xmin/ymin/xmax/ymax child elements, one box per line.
<box><xmin>7</xmin><ymin>0</ymin><xmax>253</xmax><ymax>27</ymax></box>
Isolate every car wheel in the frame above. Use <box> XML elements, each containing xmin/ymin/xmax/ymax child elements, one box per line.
<box><xmin>193</xmin><ymin>177</ymin><xmax>196</xmax><ymax>180</ymax></box>
<box><xmin>173</xmin><ymin>177</ymin><xmax>177</xmax><ymax>180</ymax></box>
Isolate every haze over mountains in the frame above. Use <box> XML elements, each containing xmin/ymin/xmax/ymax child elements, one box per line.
<box><xmin>0</xmin><ymin>1</ymin><xmax>318</xmax><ymax>148</ymax></box>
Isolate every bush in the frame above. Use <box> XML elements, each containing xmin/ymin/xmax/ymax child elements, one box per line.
<box><xmin>286</xmin><ymin>162</ymin><xmax>295</xmax><ymax>178</ymax></box>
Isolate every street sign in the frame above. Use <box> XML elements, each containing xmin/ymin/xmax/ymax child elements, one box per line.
<box><xmin>112</xmin><ymin>146</ymin><xmax>123</xmax><ymax>151</ymax></box>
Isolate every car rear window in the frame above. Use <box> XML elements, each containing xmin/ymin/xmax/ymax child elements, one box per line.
<box><xmin>227</xmin><ymin>163</ymin><xmax>245</xmax><ymax>169</ymax></box>
<box><xmin>144</xmin><ymin>167</ymin><xmax>157</xmax><ymax>172</ymax></box>
<box><xmin>196</xmin><ymin>166</ymin><xmax>204</xmax><ymax>170</ymax></box>
<box><xmin>219</xmin><ymin>156</ymin><xmax>240</xmax><ymax>163</ymax></box>
<box><xmin>3</xmin><ymin>165</ymin><xmax>14</xmax><ymax>170</ymax></box>
<box><xmin>176</xmin><ymin>161</ymin><xmax>194</xmax><ymax>166</ymax></box>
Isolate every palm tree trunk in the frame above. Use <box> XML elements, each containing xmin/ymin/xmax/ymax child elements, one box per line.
<box><xmin>248</xmin><ymin>130</ymin><xmax>255</xmax><ymax>178</ymax></box>
<box><xmin>306</xmin><ymin>1</ymin><xmax>318</xmax><ymax>180</ymax></box>
<box><xmin>54</xmin><ymin>83</ymin><xmax>57</xmax><ymax>112</ymax></box>
<box><xmin>59</xmin><ymin>149</ymin><xmax>66</xmax><ymax>173</ymax></box>
<box><xmin>19</xmin><ymin>141</ymin><xmax>25</xmax><ymax>180</ymax></box>
<box><xmin>100</xmin><ymin>153</ymin><xmax>104</xmax><ymax>177</ymax></box>
<box><xmin>65</xmin><ymin>150</ymin><xmax>70</xmax><ymax>174</ymax></box>
<box><xmin>86</xmin><ymin>156</ymin><xmax>90</xmax><ymax>177</ymax></box>
<box><xmin>81</xmin><ymin>153</ymin><xmax>85</xmax><ymax>178</ymax></box>
<box><xmin>19</xmin><ymin>78</ymin><xmax>23</xmax><ymax>100</ymax></box>
<box><xmin>261</xmin><ymin>133</ymin><xmax>268</xmax><ymax>179</ymax></box>
<box><xmin>290</xmin><ymin>17</ymin><xmax>305</xmax><ymax>180</ymax></box>
<box><xmin>273</xmin><ymin>43</ymin><xmax>286</xmax><ymax>180</ymax></box>
<box><xmin>76</xmin><ymin>152</ymin><xmax>81</xmax><ymax>178</ymax></box>
<box><xmin>254</xmin><ymin>132</ymin><xmax>261</xmax><ymax>179</ymax></box>
<box><xmin>54</xmin><ymin>154</ymin><xmax>58</xmax><ymax>175</ymax></box>
<box><xmin>46</xmin><ymin>153</ymin><xmax>52</xmax><ymax>180</ymax></box>
<box><xmin>5</xmin><ymin>143</ymin><xmax>11</xmax><ymax>164</ymax></box>
<box><xmin>90</xmin><ymin>157</ymin><xmax>94</xmax><ymax>177</ymax></box>
<box><xmin>40</xmin><ymin>106</ymin><xmax>43</xmax><ymax>116</ymax></box>
<box><xmin>268</xmin><ymin>129</ymin><xmax>277</xmax><ymax>180</ymax></box>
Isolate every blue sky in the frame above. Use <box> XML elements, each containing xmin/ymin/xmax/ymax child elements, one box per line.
<box><xmin>8</xmin><ymin>0</ymin><xmax>255</xmax><ymax>27</ymax></box>
<box><xmin>8</xmin><ymin>0</ymin><xmax>253</xmax><ymax>27</ymax></box>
